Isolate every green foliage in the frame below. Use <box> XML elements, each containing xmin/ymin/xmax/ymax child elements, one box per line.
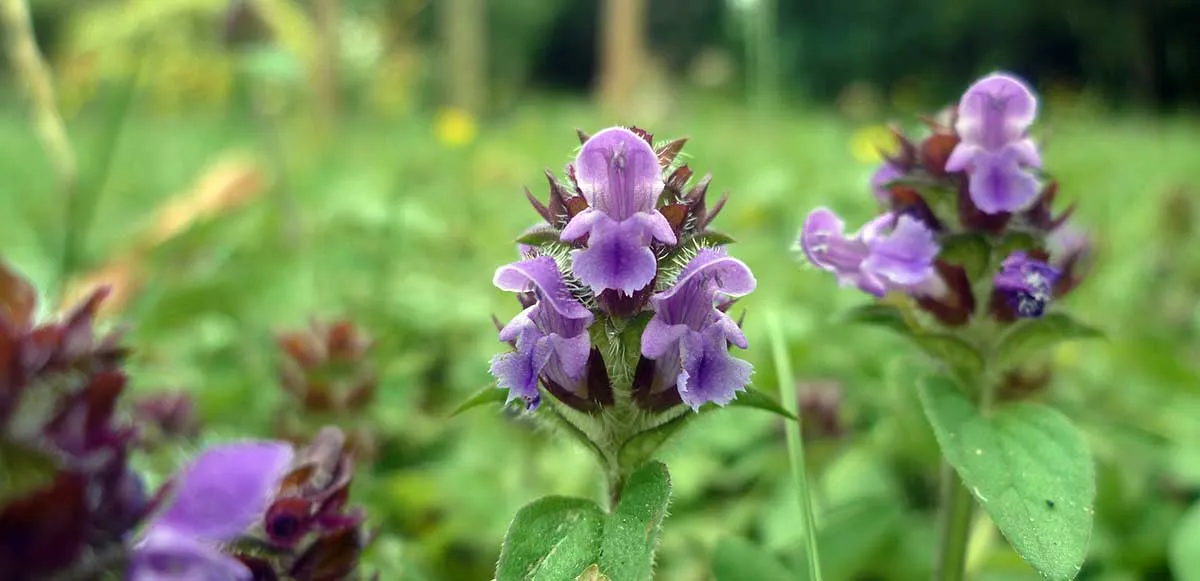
<box><xmin>727</xmin><ymin>385</ymin><xmax>797</xmax><ymax>420</ymax></box>
<box><xmin>449</xmin><ymin>383</ymin><xmax>509</xmax><ymax>417</ymax></box>
<box><xmin>496</xmin><ymin>496</ymin><xmax>607</xmax><ymax>581</ymax></box>
<box><xmin>1171</xmin><ymin>501</ymin><xmax>1200</xmax><ymax>581</ymax></box>
<box><xmin>991</xmin><ymin>314</ymin><xmax>1104</xmax><ymax>372</ymax></box>
<box><xmin>919</xmin><ymin>376</ymin><xmax>1096</xmax><ymax>580</ymax></box>
<box><xmin>711</xmin><ymin>538</ymin><xmax>794</xmax><ymax>581</ymax></box>
<box><xmin>496</xmin><ymin>462</ymin><xmax>672</xmax><ymax>581</ymax></box>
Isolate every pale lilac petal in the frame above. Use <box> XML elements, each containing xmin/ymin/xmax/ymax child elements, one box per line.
<box><xmin>560</xmin><ymin>208</ymin><xmax>603</xmax><ymax>242</ymax></box>
<box><xmin>967</xmin><ymin>149</ymin><xmax>1040</xmax><ymax>214</ymax></box>
<box><xmin>153</xmin><ymin>441</ymin><xmax>293</xmax><ymax>541</ymax></box>
<box><xmin>631</xmin><ymin>210</ymin><xmax>678</xmax><ymax>245</ymax></box>
<box><xmin>497</xmin><ymin>305</ymin><xmax>537</xmax><ymax>343</ymax></box>
<box><xmin>863</xmin><ymin>215</ymin><xmax>939</xmax><ymax>285</ymax></box>
<box><xmin>574</xmin><ymin>127</ymin><xmax>664</xmax><ymax>220</ymax></box>
<box><xmin>676</xmin><ymin>328</ymin><xmax>752</xmax><ymax>410</ymax></box>
<box><xmin>871</xmin><ymin>163</ymin><xmax>904</xmax><ymax>203</ymax></box>
<box><xmin>657</xmin><ymin>249</ymin><xmax>756</xmax><ymax>307</ymax></box>
<box><xmin>715</xmin><ymin>311</ymin><xmax>748</xmax><ymax>349</ymax></box>
<box><xmin>130</xmin><ymin>527</ymin><xmax>252</xmax><ymax>581</ymax></box>
<box><xmin>570</xmin><ymin>218</ymin><xmax>659</xmax><ymax>294</ymax></box>
<box><xmin>640</xmin><ymin>316</ymin><xmax>690</xmax><ymax>359</ymax></box>
<box><xmin>1009</xmin><ymin>138</ymin><xmax>1042</xmax><ymax>168</ymax></box>
<box><xmin>552</xmin><ymin>332</ymin><xmax>591</xmax><ymax>380</ymax></box>
<box><xmin>956</xmin><ymin>73</ymin><xmax>1037</xmax><ymax>151</ymax></box>
<box><xmin>944</xmin><ymin>143</ymin><xmax>979</xmax><ymax>173</ymax></box>
<box><xmin>489</xmin><ymin>331</ymin><xmax>553</xmax><ymax>409</ymax></box>
<box><xmin>493</xmin><ymin>257</ymin><xmax>591</xmax><ymax>320</ymax></box>
<box><xmin>799</xmin><ymin>207</ymin><xmax>851</xmax><ymax>271</ymax></box>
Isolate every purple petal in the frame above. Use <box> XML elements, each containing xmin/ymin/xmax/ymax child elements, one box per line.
<box><xmin>640</xmin><ymin>316</ymin><xmax>690</xmax><ymax>359</ymax></box>
<box><xmin>571</xmin><ymin>217</ymin><xmax>659</xmax><ymax>294</ymax></box>
<box><xmin>130</xmin><ymin>527</ymin><xmax>252</xmax><ymax>581</ymax></box>
<box><xmin>871</xmin><ymin>163</ymin><xmax>904</xmax><ymax>204</ymax></box>
<box><xmin>862</xmin><ymin>215</ymin><xmax>939</xmax><ymax>286</ymax></box>
<box><xmin>676</xmin><ymin>327</ymin><xmax>753</xmax><ymax>410</ymax></box>
<box><xmin>494</xmin><ymin>257</ymin><xmax>592</xmax><ymax>321</ymax></box>
<box><xmin>799</xmin><ymin>208</ymin><xmax>851</xmax><ymax>271</ymax></box>
<box><xmin>651</xmin><ymin>248</ymin><xmax>756</xmax><ymax>329</ymax></box>
<box><xmin>548</xmin><ymin>332</ymin><xmax>591</xmax><ymax>385</ymax></box>
<box><xmin>152</xmin><ymin>441</ymin><xmax>293</xmax><ymax>542</ymax></box>
<box><xmin>559</xmin><ymin>208</ymin><xmax>602</xmax><ymax>242</ymax></box>
<box><xmin>944</xmin><ymin>143</ymin><xmax>979</xmax><ymax>173</ymax></box>
<box><xmin>489</xmin><ymin>330</ymin><xmax>553</xmax><ymax>410</ymax></box>
<box><xmin>967</xmin><ymin>148</ymin><xmax>1040</xmax><ymax>214</ymax></box>
<box><xmin>994</xmin><ymin>252</ymin><xmax>1061</xmax><ymax>318</ymax></box>
<box><xmin>574</xmin><ymin>127</ymin><xmax>664</xmax><ymax>221</ymax></box>
<box><xmin>956</xmin><ymin>73</ymin><xmax>1037</xmax><ymax>151</ymax></box>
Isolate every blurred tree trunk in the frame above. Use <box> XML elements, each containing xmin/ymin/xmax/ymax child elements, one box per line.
<box><xmin>313</xmin><ymin>0</ymin><xmax>341</xmax><ymax>129</ymax></box>
<box><xmin>440</xmin><ymin>0</ymin><xmax>487</xmax><ymax>115</ymax></box>
<box><xmin>597</xmin><ymin>0</ymin><xmax>646</xmax><ymax>115</ymax></box>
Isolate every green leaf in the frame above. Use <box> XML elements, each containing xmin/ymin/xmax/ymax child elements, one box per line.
<box><xmin>918</xmin><ymin>375</ymin><xmax>1095</xmax><ymax>580</ymax></box>
<box><xmin>449</xmin><ymin>384</ymin><xmax>508</xmax><ymax>417</ymax></box>
<box><xmin>515</xmin><ymin>228</ymin><xmax>563</xmax><ymax>246</ymax></box>
<box><xmin>991</xmin><ymin>314</ymin><xmax>1103</xmax><ymax>371</ymax></box>
<box><xmin>711</xmin><ymin>537</ymin><xmax>796</xmax><ymax>581</ymax></box>
<box><xmin>687</xmin><ymin>230</ymin><xmax>737</xmax><ymax>246</ymax></box>
<box><xmin>913</xmin><ymin>334</ymin><xmax>986</xmax><ymax>384</ymax></box>
<box><xmin>599</xmin><ymin>462</ymin><xmax>672</xmax><ymax>581</ymax></box>
<box><xmin>997</xmin><ymin>231</ymin><xmax>1041</xmax><ymax>256</ymax></box>
<box><xmin>729</xmin><ymin>385</ymin><xmax>798</xmax><ymax>420</ymax></box>
<box><xmin>939</xmin><ymin>234</ymin><xmax>991</xmax><ymax>280</ymax></box>
<box><xmin>1170</xmin><ymin>500</ymin><xmax>1200</xmax><ymax>581</ymax></box>
<box><xmin>839</xmin><ymin>303</ymin><xmax>913</xmax><ymax>336</ymax></box>
<box><xmin>495</xmin><ymin>497</ymin><xmax>605</xmax><ymax>581</ymax></box>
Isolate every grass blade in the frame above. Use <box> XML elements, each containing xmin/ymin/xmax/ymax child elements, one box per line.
<box><xmin>766</xmin><ymin>309</ymin><xmax>823</xmax><ymax>581</ymax></box>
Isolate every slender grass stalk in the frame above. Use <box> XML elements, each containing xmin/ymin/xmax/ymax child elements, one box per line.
<box><xmin>766</xmin><ymin>310</ymin><xmax>823</xmax><ymax>581</ymax></box>
<box><xmin>935</xmin><ymin>461</ymin><xmax>975</xmax><ymax>581</ymax></box>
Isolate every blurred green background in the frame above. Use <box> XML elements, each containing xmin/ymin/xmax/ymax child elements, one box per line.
<box><xmin>2</xmin><ymin>0</ymin><xmax>1200</xmax><ymax>579</ymax></box>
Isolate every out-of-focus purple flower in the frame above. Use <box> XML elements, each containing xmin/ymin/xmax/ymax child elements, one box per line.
<box><xmin>130</xmin><ymin>441</ymin><xmax>294</xmax><ymax>580</ymax></box>
<box><xmin>993</xmin><ymin>252</ymin><xmax>1060</xmax><ymax>318</ymax></box>
<box><xmin>871</xmin><ymin>162</ymin><xmax>904</xmax><ymax>204</ymax></box>
<box><xmin>945</xmin><ymin>73</ymin><xmax>1042</xmax><ymax>214</ymax></box>
<box><xmin>489</xmin><ymin>256</ymin><xmax>594</xmax><ymax>410</ymax></box>
<box><xmin>640</xmin><ymin>248</ymin><xmax>756</xmax><ymax>410</ymax></box>
<box><xmin>560</xmin><ymin>127</ymin><xmax>677</xmax><ymax>294</ymax></box>
<box><xmin>799</xmin><ymin>208</ymin><xmax>939</xmax><ymax>297</ymax></box>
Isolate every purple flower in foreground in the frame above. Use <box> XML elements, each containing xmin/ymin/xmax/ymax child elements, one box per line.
<box><xmin>641</xmin><ymin>248</ymin><xmax>756</xmax><ymax>410</ymax></box>
<box><xmin>489</xmin><ymin>256</ymin><xmax>594</xmax><ymax>410</ymax></box>
<box><xmin>800</xmin><ymin>208</ymin><xmax>939</xmax><ymax>297</ymax></box>
<box><xmin>130</xmin><ymin>441</ymin><xmax>294</xmax><ymax>580</ymax></box>
<box><xmin>945</xmin><ymin>73</ymin><xmax>1042</xmax><ymax>214</ymax></box>
<box><xmin>560</xmin><ymin>127</ymin><xmax>677</xmax><ymax>294</ymax></box>
<box><xmin>994</xmin><ymin>252</ymin><xmax>1060</xmax><ymax>318</ymax></box>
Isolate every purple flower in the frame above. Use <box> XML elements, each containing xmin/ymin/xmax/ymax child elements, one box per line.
<box><xmin>489</xmin><ymin>256</ymin><xmax>594</xmax><ymax>410</ymax></box>
<box><xmin>871</xmin><ymin>162</ymin><xmax>904</xmax><ymax>204</ymax></box>
<box><xmin>641</xmin><ymin>248</ymin><xmax>756</xmax><ymax>410</ymax></box>
<box><xmin>994</xmin><ymin>252</ymin><xmax>1060</xmax><ymax>318</ymax></box>
<box><xmin>945</xmin><ymin>73</ymin><xmax>1042</xmax><ymax>214</ymax></box>
<box><xmin>560</xmin><ymin>127</ymin><xmax>677</xmax><ymax>294</ymax></box>
<box><xmin>129</xmin><ymin>441</ymin><xmax>294</xmax><ymax>581</ymax></box>
<box><xmin>799</xmin><ymin>207</ymin><xmax>939</xmax><ymax>297</ymax></box>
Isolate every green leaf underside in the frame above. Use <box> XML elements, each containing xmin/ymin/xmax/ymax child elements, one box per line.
<box><xmin>839</xmin><ymin>303</ymin><xmax>912</xmax><ymax>335</ymax></box>
<box><xmin>729</xmin><ymin>386</ymin><xmax>798</xmax><ymax>420</ymax></box>
<box><xmin>919</xmin><ymin>375</ymin><xmax>1095</xmax><ymax>580</ymax></box>
<box><xmin>495</xmin><ymin>497</ymin><xmax>605</xmax><ymax>581</ymax></box>
<box><xmin>842</xmin><ymin>304</ymin><xmax>984</xmax><ymax>382</ymax></box>
<box><xmin>516</xmin><ymin>228</ymin><xmax>563</xmax><ymax>246</ymax></box>
<box><xmin>1171</xmin><ymin>501</ymin><xmax>1200</xmax><ymax>581</ymax></box>
<box><xmin>992</xmin><ymin>314</ymin><xmax>1103</xmax><ymax>372</ymax></box>
<box><xmin>711</xmin><ymin>537</ymin><xmax>795</xmax><ymax>581</ymax></box>
<box><xmin>618</xmin><ymin>414</ymin><xmax>692</xmax><ymax>473</ymax></box>
<box><xmin>449</xmin><ymin>384</ymin><xmax>509</xmax><ymax>417</ymax></box>
<box><xmin>599</xmin><ymin>462</ymin><xmax>672</xmax><ymax>580</ymax></box>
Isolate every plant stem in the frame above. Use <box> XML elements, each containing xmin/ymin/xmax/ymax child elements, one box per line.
<box><xmin>767</xmin><ymin>311</ymin><xmax>823</xmax><ymax>581</ymax></box>
<box><xmin>935</xmin><ymin>460</ymin><xmax>975</xmax><ymax>581</ymax></box>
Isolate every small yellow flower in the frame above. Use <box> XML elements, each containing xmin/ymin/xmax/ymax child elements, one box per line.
<box><xmin>849</xmin><ymin>124</ymin><xmax>897</xmax><ymax>165</ymax></box>
<box><xmin>433</xmin><ymin>107</ymin><xmax>478</xmax><ymax>148</ymax></box>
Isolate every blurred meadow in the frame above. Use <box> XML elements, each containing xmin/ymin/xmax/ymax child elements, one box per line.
<box><xmin>3</xmin><ymin>0</ymin><xmax>1200</xmax><ymax>579</ymax></box>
